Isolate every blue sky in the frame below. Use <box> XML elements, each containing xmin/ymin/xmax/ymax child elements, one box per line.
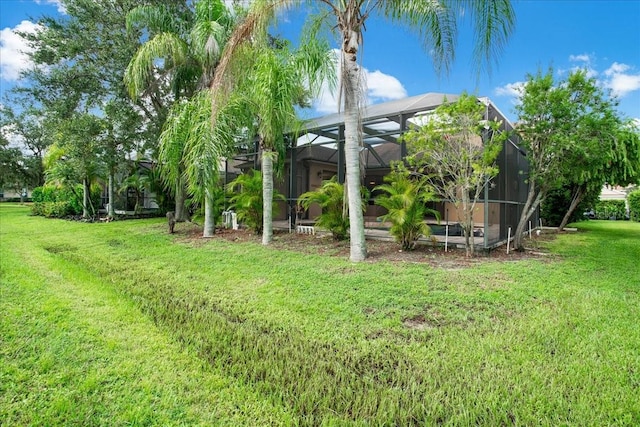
<box><xmin>1</xmin><ymin>0</ymin><xmax>639</xmax><ymax>123</ymax></box>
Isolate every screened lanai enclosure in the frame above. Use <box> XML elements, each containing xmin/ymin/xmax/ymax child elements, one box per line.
<box><xmin>224</xmin><ymin>92</ymin><xmax>536</xmax><ymax>249</ymax></box>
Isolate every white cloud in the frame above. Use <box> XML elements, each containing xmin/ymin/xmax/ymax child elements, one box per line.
<box><xmin>34</xmin><ymin>0</ymin><xmax>66</xmax><ymax>13</ymax></box>
<box><xmin>569</xmin><ymin>53</ymin><xmax>591</xmax><ymax>63</ymax></box>
<box><xmin>313</xmin><ymin>50</ymin><xmax>407</xmax><ymax>115</ymax></box>
<box><xmin>607</xmin><ymin>72</ymin><xmax>640</xmax><ymax>97</ymax></box>
<box><xmin>577</xmin><ymin>66</ymin><xmax>598</xmax><ymax>78</ymax></box>
<box><xmin>366</xmin><ymin>70</ymin><xmax>407</xmax><ymax>102</ymax></box>
<box><xmin>0</xmin><ymin>20</ymin><xmax>41</xmax><ymax>82</ymax></box>
<box><xmin>603</xmin><ymin>62</ymin><xmax>640</xmax><ymax>97</ymax></box>
<box><xmin>561</xmin><ymin>53</ymin><xmax>598</xmax><ymax>78</ymax></box>
<box><xmin>498</xmin><ymin>57</ymin><xmax>640</xmax><ymax>102</ymax></box>
<box><xmin>493</xmin><ymin>81</ymin><xmax>525</xmax><ymax>98</ymax></box>
<box><xmin>604</xmin><ymin>62</ymin><xmax>630</xmax><ymax>77</ymax></box>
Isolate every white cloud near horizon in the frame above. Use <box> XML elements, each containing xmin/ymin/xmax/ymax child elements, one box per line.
<box><xmin>495</xmin><ymin>54</ymin><xmax>640</xmax><ymax>104</ymax></box>
<box><xmin>562</xmin><ymin>53</ymin><xmax>599</xmax><ymax>78</ymax></box>
<box><xmin>0</xmin><ymin>20</ymin><xmax>41</xmax><ymax>82</ymax></box>
<box><xmin>313</xmin><ymin>50</ymin><xmax>407</xmax><ymax>115</ymax></box>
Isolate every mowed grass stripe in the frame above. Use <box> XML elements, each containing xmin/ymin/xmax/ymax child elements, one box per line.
<box><xmin>0</xmin><ymin>208</ymin><xmax>293</xmax><ymax>426</ymax></box>
<box><xmin>1</xmin><ymin>204</ymin><xmax>639</xmax><ymax>425</ymax></box>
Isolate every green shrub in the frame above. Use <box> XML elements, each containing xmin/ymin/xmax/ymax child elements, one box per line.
<box><xmin>374</xmin><ymin>171</ymin><xmax>439</xmax><ymax>250</ymax></box>
<box><xmin>31</xmin><ymin>185</ymin><xmax>59</xmax><ymax>204</ymax></box>
<box><xmin>594</xmin><ymin>199</ymin><xmax>626</xmax><ymax>220</ymax></box>
<box><xmin>30</xmin><ymin>184</ymin><xmax>99</xmax><ymax>217</ymax></box>
<box><xmin>31</xmin><ymin>187</ymin><xmax>45</xmax><ymax>203</ymax></box>
<box><xmin>298</xmin><ymin>177</ymin><xmax>369</xmax><ymax>241</ymax></box>
<box><xmin>228</xmin><ymin>170</ymin><xmax>284</xmax><ymax>233</ymax></box>
<box><xmin>628</xmin><ymin>189</ymin><xmax>640</xmax><ymax>222</ymax></box>
<box><xmin>43</xmin><ymin>201</ymin><xmax>74</xmax><ymax>218</ymax></box>
<box><xmin>299</xmin><ymin>177</ymin><xmax>349</xmax><ymax>240</ymax></box>
<box><xmin>31</xmin><ymin>202</ymin><xmax>46</xmax><ymax>216</ymax></box>
<box><xmin>541</xmin><ymin>185</ymin><xmax>599</xmax><ymax>226</ymax></box>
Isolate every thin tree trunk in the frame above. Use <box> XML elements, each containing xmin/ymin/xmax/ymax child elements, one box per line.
<box><xmin>203</xmin><ymin>192</ymin><xmax>215</xmax><ymax>237</ymax></box>
<box><xmin>514</xmin><ymin>183</ymin><xmax>542</xmax><ymax>251</ymax></box>
<box><xmin>558</xmin><ymin>185</ymin><xmax>585</xmax><ymax>231</ymax></box>
<box><xmin>463</xmin><ymin>194</ymin><xmax>473</xmax><ymax>257</ymax></box>
<box><xmin>82</xmin><ymin>178</ymin><xmax>90</xmax><ymax>218</ymax></box>
<box><xmin>342</xmin><ymin>31</ymin><xmax>366</xmax><ymax>262</ymax></box>
<box><xmin>108</xmin><ymin>172</ymin><xmax>116</xmax><ymax>218</ymax></box>
<box><xmin>175</xmin><ymin>177</ymin><xmax>187</xmax><ymax>222</ymax></box>
<box><xmin>262</xmin><ymin>149</ymin><xmax>274</xmax><ymax>245</ymax></box>
<box><xmin>35</xmin><ymin>156</ymin><xmax>45</xmax><ymax>187</ymax></box>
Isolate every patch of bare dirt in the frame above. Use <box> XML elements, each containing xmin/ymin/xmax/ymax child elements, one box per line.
<box><xmin>403</xmin><ymin>314</ymin><xmax>439</xmax><ymax>331</ymax></box>
<box><xmin>177</xmin><ymin>225</ymin><xmax>558</xmax><ymax>268</ymax></box>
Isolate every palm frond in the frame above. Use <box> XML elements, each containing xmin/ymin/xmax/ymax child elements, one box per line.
<box><xmin>126</xmin><ymin>5</ymin><xmax>178</xmax><ymax>34</ymax></box>
<box><xmin>124</xmin><ymin>32</ymin><xmax>189</xmax><ymax>99</ymax></box>
<box><xmin>381</xmin><ymin>0</ymin><xmax>515</xmax><ymax>76</ymax></box>
<box><xmin>465</xmin><ymin>0</ymin><xmax>516</xmax><ymax>75</ymax></box>
<box><xmin>381</xmin><ymin>0</ymin><xmax>456</xmax><ymax>75</ymax></box>
<box><xmin>191</xmin><ymin>20</ymin><xmax>228</xmax><ymax>71</ymax></box>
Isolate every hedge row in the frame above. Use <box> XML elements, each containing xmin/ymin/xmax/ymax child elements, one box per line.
<box><xmin>31</xmin><ymin>184</ymin><xmax>101</xmax><ymax>218</ymax></box>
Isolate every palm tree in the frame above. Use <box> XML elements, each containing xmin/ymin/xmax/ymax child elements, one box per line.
<box><xmin>202</xmin><ymin>0</ymin><xmax>319</xmax><ymax>244</ymax></box>
<box><xmin>236</xmin><ymin>37</ymin><xmax>334</xmax><ymax>245</ymax></box>
<box><xmin>206</xmin><ymin>0</ymin><xmax>513</xmax><ymax>252</ymax></box>
<box><xmin>310</xmin><ymin>0</ymin><xmax>515</xmax><ymax>261</ymax></box>
<box><xmin>125</xmin><ymin>0</ymin><xmax>236</xmax><ymax>227</ymax></box>
<box><xmin>164</xmin><ymin>90</ymin><xmax>252</xmax><ymax>235</ymax></box>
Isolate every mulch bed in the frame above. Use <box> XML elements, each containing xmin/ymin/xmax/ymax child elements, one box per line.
<box><xmin>180</xmin><ymin>224</ymin><xmax>558</xmax><ymax>268</ymax></box>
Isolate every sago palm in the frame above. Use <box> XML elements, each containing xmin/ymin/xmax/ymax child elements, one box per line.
<box><xmin>228</xmin><ymin>169</ymin><xmax>284</xmax><ymax>234</ymax></box>
<box><xmin>375</xmin><ymin>171</ymin><xmax>439</xmax><ymax>251</ymax></box>
<box><xmin>298</xmin><ymin>176</ymin><xmax>368</xmax><ymax>240</ymax></box>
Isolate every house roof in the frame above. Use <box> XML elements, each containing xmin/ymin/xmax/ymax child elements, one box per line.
<box><xmin>289</xmin><ymin>92</ymin><xmax>520</xmax><ymax>169</ymax></box>
<box><xmin>302</xmin><ymin>92</ymin><xmax>460</xmax><ymax>131</ymax></box>
<box><xmin>599</xmin><ymin>185</ymin><xmax>628</xmax><ymax>200</ymax></box>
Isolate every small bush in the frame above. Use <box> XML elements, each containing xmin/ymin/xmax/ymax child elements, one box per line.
<box><xmin>43</xmin><ymin>201</ymin><xmax>74</xmax><ymax>218</ymax></box>
<box><xmin>594</xmin><ymin>199</ymin><xmax>626</xmax><ymax>220</ymax></box>
<box><xmin>30</xmin><ymin>184</ymin><xmax>99</xmax><ymax>218</ymax></box>
<box><xmin>628</xmin><ymin>189</ymin><xmax>640</xmax><ymax>222</ymax></box>
<box><xmin>31</xmin><ymin>202</ymin><xmax>46</xmax><ymax>216</ymax></box>
<box><xmin>298</xmin><ymin>177</ymin><xmax>369</xmax><ymax>241</ymax></box>
<box><xmin>374</xmin><ymin>171</ymin><xmax>438</xmax><ymax>250</ymax></box>
<box><xmin>228</xmin><ymin>170</ymin><xmax>284</xmax><ymax>233</ymax></box>
<box><xmin>31</xmin><ymin>187</ymin><xmax>44</xmax><ymax>203</ymax></box>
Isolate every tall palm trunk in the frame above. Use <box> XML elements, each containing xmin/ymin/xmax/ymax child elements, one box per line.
<box><xmin>108</xmin><ymin>172</ymin><xmax>116</xmax><ymax>218</ymax></box>
<box><xmin>175</xmin><ymin>177</ymin><xmax>187</xmax><ymax>222</ymax></box>
<box><xmin>342</xmin><ymin>31</ymin><xmax>366</xmax><ymax>262</ymax></box>
<box><xmin>262</xmin><ymin>148</ymin><xmax>274</xmax><ymax>245</ymax></box>
<box><xmin>203</xmin><ymin>192</ymin><xmax>215</xmax><ymax>237</ymax></box>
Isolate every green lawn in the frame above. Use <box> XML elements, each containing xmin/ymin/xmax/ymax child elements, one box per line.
<box><xmin>1</xmin><ymin>203</ymin><xmax>639</xmax><ymax>426</ymax></box>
